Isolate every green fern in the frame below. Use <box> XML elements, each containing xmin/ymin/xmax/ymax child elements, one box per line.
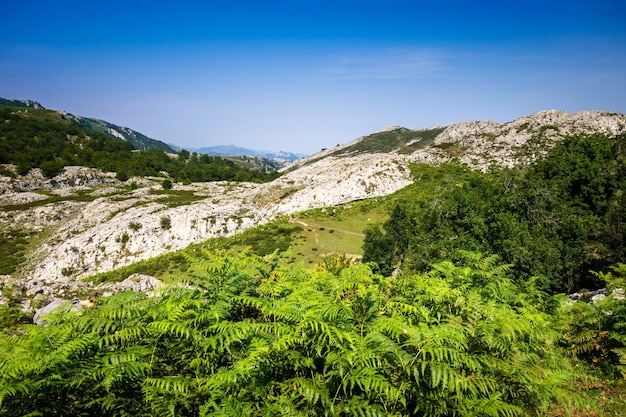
<box><xmin>0</xmin><ymin>252</ymin><xmax>600</xmax><ymax>416</ymax></box>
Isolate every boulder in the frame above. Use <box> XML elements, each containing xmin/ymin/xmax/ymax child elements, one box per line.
<box><xmin>33</xmin><ymin>298</ymin><xmax>82</xmax><ymax>326</ymax></box>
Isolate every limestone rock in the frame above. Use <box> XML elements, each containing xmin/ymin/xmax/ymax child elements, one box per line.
<box><xmin>102</xmin><ymin>274</ymin><xmax>161</xmax><ymax>293</ymax></box>
<box><xmin>33</xmin><ymin>298</ymin><xmax>82</xmax><ymax>326</ymax></box>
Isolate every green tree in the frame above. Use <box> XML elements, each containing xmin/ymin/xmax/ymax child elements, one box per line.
<box><xmin>177</xmin><ymin>149</ymin><xmax>190</xmax><ymax>160</ymax></box>
<box><xmin>39</xmin><ymin>159</ymin><xmax>65</xmax><ymax>178</ymax></box>
<box><xmin>160</xmin><ymin>216</ymin><xmax>171</xmax><ymax>230</ymax></box>
<box><xmin>362</xmin><ymin>224</ymin><xmax>396</xmax><ymax>276</ymax></box>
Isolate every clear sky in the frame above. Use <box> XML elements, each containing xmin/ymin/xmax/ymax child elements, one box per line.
<box><xmin>2</xmin><ymin>1</ymin><xmax>625</xmax><ymax>154</ymax></box>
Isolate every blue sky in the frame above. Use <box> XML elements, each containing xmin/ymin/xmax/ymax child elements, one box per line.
<box><xmin>2</xmin><ymin>1</ymin><xmax>625</xmax><ymax>154</ymax></box>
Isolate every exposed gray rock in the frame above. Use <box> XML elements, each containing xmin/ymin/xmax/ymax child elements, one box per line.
<box><xmin>33</xmin><ymin>298</ymin><xmax>82</xmax><ymax>326</ymax></box>
<box><xmin>567</xmin><ymin>287</ymin><xmax>621</xmax><ymax>304</ymax></box>
<box><xmin>417</xmin><ymin>110</ymin><xmax>626</xmax><ymax>171</ymax></box>
<box><xmin>102</xmin><ymin>274</ymin><xmax>161</xmax><ymax>293</ymax></box>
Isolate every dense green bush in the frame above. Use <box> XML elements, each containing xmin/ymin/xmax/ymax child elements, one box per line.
<box><xmin>162</xmin><ymin>179</ymin><xmax>173</xmax><ymax>190</ymax></box>
<box><xmin>557</xmin><ymin>264</ymin><xmax>626</xmax><ymax>379</ymax></box>
<box><xmin>364</xmin><ymin>133</ymin><xmax>626</xmax><ymax>292</ymax></box>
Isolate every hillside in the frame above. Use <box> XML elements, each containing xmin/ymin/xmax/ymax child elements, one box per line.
<box><xmin>286</xmin><ymin>110</ymin><xmax>626</xmax><ymax>172</ymax></box>
<box><xmin>1</xmin><ymin>109</ymin><xmax>625</xmax><ymax>300</ymax></box>
<box><xmin>0</xmin><ymin>98</ymin><xmax>174</xmax><ymax>152</ymax></box>
<box><xmin>0</xmin><ymin>104</ymin><xmax>278</xmax><ymax>184</ymax></box>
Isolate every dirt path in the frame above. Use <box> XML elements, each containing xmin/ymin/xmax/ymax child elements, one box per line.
<box><xmin>290</xmin><ymin>218</ymin><xmax>365</xmax><ymax>240</ymax></box>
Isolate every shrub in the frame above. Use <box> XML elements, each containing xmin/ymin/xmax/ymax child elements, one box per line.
<box><xmin>115</xmin><ymin>232</ymin><xmax>129</xmax><ymax>244</ymax></box>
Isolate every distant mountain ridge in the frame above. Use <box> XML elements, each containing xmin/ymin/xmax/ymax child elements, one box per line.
<box><xmin>0</xmin><ymin>98</ymin><xmax>45</xmax><ymax>109</ymax></box>
<box><xmin>182</xmin><ymin>144</ymin><xmax>306</xmax><ymax>163</ymax></box>
<box><xmin>2</xmin><ymin>97</ymin><xmax>305</xmax><ymax>160</ymax></box>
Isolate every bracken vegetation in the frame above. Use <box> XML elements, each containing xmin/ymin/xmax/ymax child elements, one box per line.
<box><xmin>0</xmin><ymin>252</ymin><xmax>609</xmax><ymax>416</ymax></box>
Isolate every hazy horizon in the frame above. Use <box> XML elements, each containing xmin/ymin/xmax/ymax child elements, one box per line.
<box><xmin>2</xmin><ymin>0</ymin><xmax>625</xmax><ymax>154</ymax></box>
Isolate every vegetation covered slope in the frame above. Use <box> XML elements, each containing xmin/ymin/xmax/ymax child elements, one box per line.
<box><xmin>364</xmin><ymin>133</ymin><xmax>626</xmax><ymax>293</ymax></box>
<box><xmin>0</xmin><ymin>104</ymin><xmax>279</xmax><ymax>183</ymax></box>
<box><xmin>283</xmin><ymin>127</ymin><xmax>446</xmax><ymax>172</ymax></box>
<box><xmin>0</xmin><ymin>98</ymin><xmax>174</xmax><ymax>152</ymax></box>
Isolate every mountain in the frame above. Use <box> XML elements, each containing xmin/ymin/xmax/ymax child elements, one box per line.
<box><xmin>0</xmin><ymin>98</ymin><xmax>45</xmax><ymax>109</ymax></box>
<box><xmin>1</xmin><ymin>109</ymin><xmax>625</xmax><ymax>298</ymax></box>
<box><xmin>2</xmin><ymin>97</ymin><xmax>305</xmax><ymax>162</ymax></box>
<box><xmin>70</xmin><ymin>115</ymin><xmax>174</xmax><ymax>152</ymax></box>
<box><xmin>185</xmin><ymin>144</ymin><xmax>306</xmax><ymax>163</ymax></box>
<box><xmin>0</xmin><ymin>97</ymin><xmax>174</xmax><ymax>152</ymax></box>
<box><xmin>172</xmin><ymin>144</ymin><xmax>306</xmax><ymax>171</ymax></box>
<box><xmin>285</xmin><ymin>109</ymin><xmax>626</xmax><ymax>172</ymax></box>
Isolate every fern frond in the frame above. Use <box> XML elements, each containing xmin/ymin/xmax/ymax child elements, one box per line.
<box><xmin>148</xmin><ymin>320</ymin><xmax>192</xmax><ymax>340</ymax></box>
<box><xmin>99</xmin><ymin>325</ymin><xmax>145</xmax><ymax>348</ymax></box>
<box><xmin>144</xmin><ymin>376</ymin><xmax>190</xmax><ymax>394</ymax></box>
<box><xmin>287</xmin><ymin>376</ymin><xmax>331</xmax><ymax>409</ymax></box>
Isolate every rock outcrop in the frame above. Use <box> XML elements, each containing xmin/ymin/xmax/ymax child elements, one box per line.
<box><xmin>424</xmin><ymin>110</ymin><xmax>626</xmax><ymax>170</ymax></box>
<box><xmin>101</xmin><ymin>274</ymin><xmax>161</xmax><ymax>294</ymax></box>
<box><xmin>33</xmin><ymin>298</ymin><xmax>82</xmax><ymax>326</ymax></box>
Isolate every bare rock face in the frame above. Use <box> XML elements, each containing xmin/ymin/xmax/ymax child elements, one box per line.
<box><xmin>422</xmin><ymin>110</ymin><xmax>626</xmax><ymax>170</ymax></box>
<box><xmin>272</xmin><ymin>153</ymin><xmax>413</xmax><ymax>213</ymax></box>
<box><xmin>2</xmin><ymin>110</ymin><xmax>625</xmax><ymax>298</ymax></box>
<box><xmin>0</xmin><ymin>166</ymin><xmax>117</xmax><ymax>194</ymax></box>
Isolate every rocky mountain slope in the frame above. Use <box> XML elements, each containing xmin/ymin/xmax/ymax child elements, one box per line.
<box><xmin>0</xmin><ymin>98</ymin><xmax>174</xmax><ymax>152</ymax></box>
<box><xmin>2</xmin><ymin>109</ymin><xmax>625</xmax><ymax>298</ymax></box>
<box><xmin>288</xmin><ymin>110</ymin><xmax>626</xmax><ymax>172</ymax></box>
<box><xmin>71</xmin><ymin>115</ymin><xmax>174</xmax><ymax>152</ymax></box>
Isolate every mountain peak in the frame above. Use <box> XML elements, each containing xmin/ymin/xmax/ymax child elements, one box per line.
<box><xmin>0</xmin><ymin>97</ymin><xmax>45</xmax><ymax>109</ymax></box>
<box><xmin>376</xmin><ymin>125</ymin><xmax>405</xmax><ymax>133</ymax></box>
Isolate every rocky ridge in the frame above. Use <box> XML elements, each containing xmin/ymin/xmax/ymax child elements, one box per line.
<box><xmin>425</xmin><ymin>110</ymin><xmax>626</xmax><ymax>169</ymax></box>
<box><xmin>1</xmin><ymin>110</ymin><xmax>625</xmax><ymax>299</ymax></box>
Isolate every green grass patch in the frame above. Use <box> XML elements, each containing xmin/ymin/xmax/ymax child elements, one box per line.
<box><xmin>87</xmin><ymin>251</ymin><xmax>191</xmax><ymax>284</ymax></box>
<box><xmin>212</xmin><ymin>217</ymin><xmax>301</xmax><ymax>256</ymax></box>
<box><xmin>150</xmin><ymin>189</ymin><xmax>206</xmax><ymax>208</ymax></box>
<box><xmin>0</xmin><ymin>229</ymin><xmax>30</xmax><ymax>275</ymax></box>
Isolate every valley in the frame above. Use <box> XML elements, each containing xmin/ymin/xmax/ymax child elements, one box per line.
<box><xmin>2</xmin><ymin>102</ymin><xmax>626</xmax><ymax>416</ymax></box>
<box><xmin>2</xmin><ymin>106</ymin><xmax>626</xmax><ymax>299</ymax></box>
